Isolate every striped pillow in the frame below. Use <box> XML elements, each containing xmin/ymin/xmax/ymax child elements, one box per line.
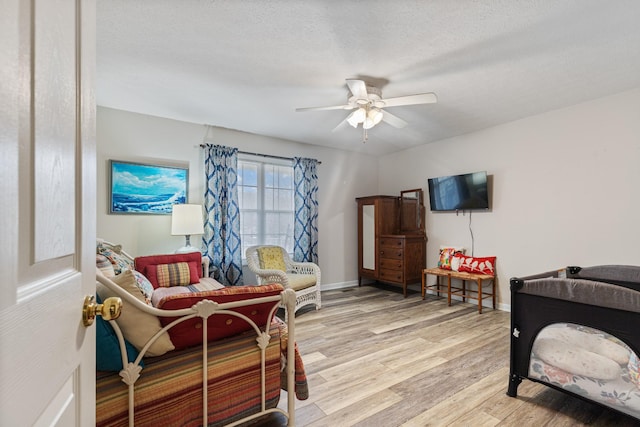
<box><xmin>156</xmin><ymin>262</ymin><xmax>191</xmax><ymax>287</ymax></box>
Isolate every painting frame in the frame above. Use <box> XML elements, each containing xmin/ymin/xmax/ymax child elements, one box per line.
<box><xmin>109</xmin><ymin>159</ymin><xmax>188</xmax><ymax>215</ymax></box>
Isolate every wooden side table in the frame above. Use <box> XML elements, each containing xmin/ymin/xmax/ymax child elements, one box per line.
<box><xmin>421</xmin><ymin>267</ymin><xmax>495</xmax><ymax>314</ymax></box>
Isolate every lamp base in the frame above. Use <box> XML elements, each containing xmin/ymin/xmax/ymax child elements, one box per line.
<box><xmin>175</xmin><ymin>245</ymin><xmax>200</xmax><ymax>254</ymax></box>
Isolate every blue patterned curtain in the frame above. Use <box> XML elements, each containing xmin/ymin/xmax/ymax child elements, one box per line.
<box><xmin>293</xmin><ymin>157</ymin><xmax>319</xmax><ymax>263</ymax></box>
<box><xmin>202</xmin><ymin>144</ymin><xmax>243</xmax><ymax>286</ymax></box>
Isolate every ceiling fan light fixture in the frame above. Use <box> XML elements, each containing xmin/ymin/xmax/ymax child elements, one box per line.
<box><xmin>363</xmin><ymin>108</ymin><xmax>383</xmax><ymax>129</ymax></box>
<box><xmin>296</xmin><ymin>78</ymin><xmax>437</xmax><ymax>137</ymax></box>
<box><xmin>347</xmin><ymin>107</ymin><xmax>366</xmax><ymax>127</ymax></box>
<box><xmin>370</xmin><ymin>108</ymin><xmax>383</xmax><ymax>125</ymax></box>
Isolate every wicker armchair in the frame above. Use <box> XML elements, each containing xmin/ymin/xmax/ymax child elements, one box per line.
<box><xmin>246</xmin><ymin>245</ymin><xmax>321</xmax><ymax>317</ymax></box>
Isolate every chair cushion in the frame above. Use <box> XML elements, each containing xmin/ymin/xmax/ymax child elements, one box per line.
<box><xmin>287</xmin><ymin>273</ymin><xmax>316</xmax><ymax>291</ymax></box>
<box><xmin>257</xmin><ymin>247</ymin><xmax>286</xmax><ymax>271</ymax></box>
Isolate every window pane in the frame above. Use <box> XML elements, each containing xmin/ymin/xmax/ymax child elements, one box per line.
<box><xmin>264</xmin><ymin>188</ymin><xmax>273</xmax><ymax>211</ymax></box>
<box><xmin>242</xmin><ymin>212</ymin><xmax>258</xmax><ymax>234</ymax></box>
<box><xmin>264</xmin><ymin>164</ymin><xmax>274</xmax><ymax>187</ymax></box>
<box><xmin>242</xmin><ymin>187</ymin><xmax>257</xmax><ymax>210</ymax></box>
<box><xmin>243</xmin><ymin>235</ymin><xmax>258</xmax><ymax>247</ymax></box>
<box><xmin>280</xmin><ymin>213</ymin><xmax>293</xmax><ymax>234</ymax></box>
<box><xmin>276</xmin><ymin>189</ymin><xmax>293</xmax><ymax>211</ymax></box>
<box><xmin>240</xmin><ymin>162</ymin><xmax>258</xmax><ymax>186</ymax></box>
<box><xmin>265</xmin><ymin>212</ymin><xmax>279</xmax><ymax>232</ymax></box>
<box><xmin>241</xmin><ymin>235</ymin><xmax>258</xmax><ymax>259</ymax></box>
<box><xmin>237</xmin><ymin>158</ymin><xmax>295</xmax><ymax>256</ymax></box>
<box><xmin>264</xmin><ymin>235</ymin><xmax>277</xmax><ymax>246</ymax></box>
<box><xmin>278</xmin><ymin>166</ymin><xmax>293</xmax><ymax>189</ymax></box>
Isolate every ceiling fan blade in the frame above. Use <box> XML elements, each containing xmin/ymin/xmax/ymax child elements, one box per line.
<box><xmin>381</xmin><ymin>110</ymin><xmax>408</xmax><ymax>128</ymax></box>
<box><xmin>296</xmin><ymin>104</ymin><xmax>353</xmax><ymax>112</ymax></box>
<box><xmin>379</xmin><ymin>92</ymin><xmax>437</xmax><ymax>108</ymax></box>
<box><xmin>331</xmin><ymin>117</ymin><xmax>350</xmax><ymax>132</ymax></box>
<box><xmin>346</xmin><ymin>79</ymin><xmax>368</xmax><ymax>100</ymax></box>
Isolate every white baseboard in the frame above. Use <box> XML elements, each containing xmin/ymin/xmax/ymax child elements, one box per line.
<box><xmin>424</xmin><ymin>289</ymin><xmax>511</xmax><ymax>312</ymax></box>
<box><xmin>320</xmin><ymin>280</ymin><xmax>359</xmax><ymax>291</ymax></box>
<box><xmin>320</xmin><ymin>282</ymin><xmax>511</xmax><ymax>312</ymax></box>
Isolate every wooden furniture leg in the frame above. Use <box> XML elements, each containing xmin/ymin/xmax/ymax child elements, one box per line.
<box><xmin>477</xmin><ymin>277</ymin><xmax>483</xmax><ymax>314</ymax></box>
<box><xmin>492</xmin><ymin>279</ymin><xmax>496</xmax><ymax>309</ymax></box>
<box><xmin>447</xmin><ymin>274</ymin><xmax>452</xmax><ymax>306</ymax></box>
<box><xmin>462</xmin><ymin>280</ymin><xmax>466</xmax><ymax>303</ymax></box>
<box><xmin>421</xmin><ymin>270</ymin><xmax>426</xmax><ymax>299</ymax></box>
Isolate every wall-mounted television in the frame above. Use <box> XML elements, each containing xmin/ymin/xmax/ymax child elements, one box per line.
<box><xmin>427</xmin><ymin>171</ymin><xmax>489</xmax><ymax>211</ymax></box>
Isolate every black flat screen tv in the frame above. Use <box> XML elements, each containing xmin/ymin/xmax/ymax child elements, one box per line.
<box><xmin>428</xmin><ymin>171</ymin><xmax>489</xmax><ymax>211</ymax></box>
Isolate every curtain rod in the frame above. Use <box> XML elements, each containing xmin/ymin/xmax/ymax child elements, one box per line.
<box><xmin>199</xmin><ymin>145</ymin><xmax>321</xmax><ymax>164</ymax></box>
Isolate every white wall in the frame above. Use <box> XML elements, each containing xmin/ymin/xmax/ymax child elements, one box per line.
<box><xmin>379</xmin><ymin>88</ymin><xmax>640</xmax><ymax>309</ymax></box>
<box><xmin>97</xmin><ymin>107</ymin><xmax>379</xmax><ymax>288</ymax></box>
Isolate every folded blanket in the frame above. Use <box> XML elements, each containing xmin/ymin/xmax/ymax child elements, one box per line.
<box><xmin>275</xmin><ymin>317</ymin><xmax>309</xmax><ymax>400</ymax></box>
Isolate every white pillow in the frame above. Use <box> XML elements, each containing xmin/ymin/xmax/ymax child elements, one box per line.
<box><xmin>451</xmin><ymin>255</ymin><xmax>463</xmax><ymax>272</ymax></box>
<box><xmin>98</xmin><ymin>270</ymin><xmax>174</xmax><ymax>357</ymax></box>
<box><xmin>533</xmin><ymin>337</ymin><xmax>621</xmax><ymax>380</ymax></box>
<box><xmin>538</xmin><ymin>325</ymin><xmax>630</xmax><ymax>365</ymax></box>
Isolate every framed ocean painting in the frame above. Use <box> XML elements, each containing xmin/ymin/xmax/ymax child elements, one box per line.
<box><xmin>109</xmin><ymin>160</ymin><xmax>188</xmax><ymax>214</ymax></box>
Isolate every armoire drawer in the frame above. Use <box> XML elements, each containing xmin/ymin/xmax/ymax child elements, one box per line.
<box><xmin>379</xmin><ymin>258</ymin><xmax>403</xmax><ymax>270</ymax></box>
<box><xmin>379</xmin><ymin>248</ymin><xmax>403</xmax><ymax>259</ymax></box>
<box><xmin>379</xmin><ymin>269</ymin><xmax>403</xmax><ymax>283</ymax></box>
<box><xmin>379</xmin><ymin>237</ymin><xmax>403</xmax><ymax>248</ymax></box>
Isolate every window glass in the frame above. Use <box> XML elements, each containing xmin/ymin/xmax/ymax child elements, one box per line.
<box><xmin>238</xmin><ymin>157</ymin><xmax>294</xmax><ymax>258</ymax></box>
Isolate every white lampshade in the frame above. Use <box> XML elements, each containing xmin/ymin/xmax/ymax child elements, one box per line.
<box><xmin>171</xmin><ymin>204</ymin><xmax>205</xmax><ymax>235</ymax></box>
<box><xmin>347</xmin><ymin>107</ymin><xmax>366</xmax><ymax>128</ymax></box>
<box><xmin>370</xmin><ymin>108</ymin><xmax>383</xmax><ymax>125</ymax></box>
<box><xmin>363</xmin><ymin>108</ymin><xmax>383</xmax><ymax>130</ymax></box>
<box><xmin>171</xmin><ymin>204</ymin><xmax>204</xmax><ymax>253</ymax></box>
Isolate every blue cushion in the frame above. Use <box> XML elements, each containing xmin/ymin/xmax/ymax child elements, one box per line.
<box><xmin>96</xmin><ymin>294</ymin><xmax>143</xmax><ymax>371</ymax></box>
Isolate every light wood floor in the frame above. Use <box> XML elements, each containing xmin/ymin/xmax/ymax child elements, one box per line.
<box><xmin>251</xmin><ymin>284</ymin><xmax>638</xmax><ymax>426</ymax></box>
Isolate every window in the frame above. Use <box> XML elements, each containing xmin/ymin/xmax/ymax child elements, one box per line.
<box><xmin>238</xmin><ymin>156</ymin><xmax>294</xmax><ymax>259</ymax></box>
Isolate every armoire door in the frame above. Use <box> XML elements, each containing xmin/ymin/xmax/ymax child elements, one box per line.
<box><xmin>357</xmin><ymin>199</ymin><xmax>378</xmax><ymax>278</ymax></box>
<box><xmin>0</xmin><ymin>0</ymin><xmax>97</xmax><ymax>425</ymax></box>
<box><xmin>357</xmin><ymin>196</ymin><xmax>398</xmax><ymax>282</ymax></box>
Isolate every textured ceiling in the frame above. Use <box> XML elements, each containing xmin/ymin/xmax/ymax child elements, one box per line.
<box><xmin>97</xmin><ymin>0</ymin><xmax>640</xmax><ymax>156</ymax></box>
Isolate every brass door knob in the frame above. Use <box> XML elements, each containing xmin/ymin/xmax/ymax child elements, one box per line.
<box><xmin>82</xmin><ymin>295</ymin><xmax>122</xmax><ymax>327</ymax></box>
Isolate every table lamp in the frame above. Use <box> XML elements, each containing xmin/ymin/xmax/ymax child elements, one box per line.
<box><xmin>171</xmin><ymin>204</ymin><xmax>205</xmax><ymax>253</ymax></box>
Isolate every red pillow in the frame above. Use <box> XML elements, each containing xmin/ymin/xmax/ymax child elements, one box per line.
<box><xmin>134</xmin><ymin>253</ymin><xmax>201</xmax><ymax>288</ymax></box>
<box><xmin>156</xmin><ymin>284</ymin><xmax>284</xmax><ymax>350</ymax></box>
<box><xmin>456</xmin><ymin>255</ymin><xmax>496</xmax><ymax>276</ymax></box>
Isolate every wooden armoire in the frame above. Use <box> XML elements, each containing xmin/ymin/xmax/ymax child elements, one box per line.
<box><xmin>356</xmin><ymin>190</ymin><xmax>427</xmax><ymax>297</ymax></box>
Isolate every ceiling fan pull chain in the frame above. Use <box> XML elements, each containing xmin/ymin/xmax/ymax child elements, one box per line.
<box><xmin>362</xmin><ymin>127</ymin><xmax>368</xmax><ymax>143</ymax></box>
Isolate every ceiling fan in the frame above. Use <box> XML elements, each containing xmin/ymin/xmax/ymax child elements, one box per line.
<box><xmin>296</xmin><ymin>79</ymin><xmax>437</xmax><ymax>137</ymax></box>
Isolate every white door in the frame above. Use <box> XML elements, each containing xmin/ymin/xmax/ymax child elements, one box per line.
<box><xmin>0</xmin><ymin>0</ymin><xmax>96</xmax><ymax>425</ymax></box>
